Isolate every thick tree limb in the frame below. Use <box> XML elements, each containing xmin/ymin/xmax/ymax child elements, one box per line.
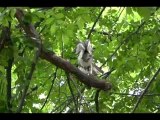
<box><xmin>3</xmin><ymin>23</ymin><xmax>14</xmax><ymax>112</ymax></box>
<box><xmin>0</xmin><ymin>23</ymin><xmax>14</xmax><ymax>112</ymax></box>
<box><xmin>0</xmin><ymin>27</ymin><xmax>11</xmax><ymax>53</ymax></box>
<box><xmin>131</xmin><ymin>67</ymin><xmax>160</xmax><ymax>113</ymax></box>
<box><xmin>15</xmin><ymin>8</ymin><xmax>112</xmax><ymax>91</ymax></box>
<box><xmin>40</xmin><ymin>50</ymin><xmax>111</xmax><ymax>91</ymax></box>
<box><xmin>15</xmin><ymin>9</ymin><xmax>42</xmax><ymax>48</ymax></box>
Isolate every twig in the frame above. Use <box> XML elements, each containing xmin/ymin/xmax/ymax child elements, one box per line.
<box><xmin>6</xmin><ymin>58</ymin><xmax>14</xmax><ymax>113</ymax></box>
<box><xmin>59</xmin><ymin>86</ymin><xmax>91</xmax><ymax>113</ymax></box>
<box><xmin>51</xmin><ymin>87</ymin><xmax>85</xmax><ymax>113</ymax></box>
<box><xmin>100</xmin><ymin>68</ymin><xmax>115</xmax><ymax>79</ymax></box>
<box><xmin>94</xmin><ymin>68</ymin><xmax>115</xmax><ymax>113</ymax></box>
<box><xmin>4</xmin><ymin>22</ymin><xmax>14</xmax><ymax>112</ymax></box>
<box><xmin>88</xmin><ymin>8</ymin><xmax>124</xmax><ymax>41</ymax></box>
<box><xmin>91</xmin><ymin>29</ymin><xmax>110</xmax><ymax>36</ymax></box>
<box><xmin>110</xmin><ymin>7</ymin><xmax>125</xmax><ymax>31</ymax></box>
<box><xmin>66</xmin><ymin>72</ymin><xmax>78</xmax><ymax>112</ymax></box>
<box><xmin>74</xmin><ymin>86</ymin><xmax>93</xmax><ymax>112</ymax></box>
<box><xmin>94</xmin><ymin>89</ymin><xmax>101</xmax><ymax>113</ymax></box>
<box><xmin>40</xmin><ymin>67</ymin><xmax>58</xmax><ymax>111</ymax></box>
<box><xmin>100</xmin><ymin>21</ymin><xmax>146</xmax><ymax>69</ymax></box>
<box><xmin>100</xmin><ymin>7</ymin><xmax>159</xmax><ymax>68</ymax></box>
<box><xmin>67</xmin><ymin>75</ymin><xmax>93</xmax><ymax>112</ymax></box>
<box><xmin>112</xmin><ymin>92</ymin><xmax>160</xmax><ymax>97</ymax></box>
<box><xmin>53</xmin><ymin>96</ymin><xmax>73</xmax><ymax>112</ymax></box>
<box><xmin>87</xmin><ymin>7</ymin><xmax>106</xmax><ymax>39</ymax></box>
<box><xmin>16</xmin><ymin>49</ymin><xmax>40</xmax><ymax>113</ymax></box>
<box><xmin>26</xmin><ymin>73</ymin><xmax>55</xmax><ymax>96</ymax></box>
<box><xmin>131</xmin><ymin>68</ymin><xmax>160</xmax><ymax>113</ymax></box>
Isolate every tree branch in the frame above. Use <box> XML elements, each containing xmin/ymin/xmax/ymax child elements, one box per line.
<box><xmin>69</xmin><ymin>74</ymin><xmax>93</xmax><ymax>112</ymax></box>
<box><xmin>94</xmin><ymin>89</ymin><xmax>101</xmax><ymax>113</ymax></box>
<box><xmin>16</xmin><ymin>22</ymin><xmax>42</xmax><ymax>113</ymax></box>
<box><xmin>0</xmin><ymin>22</ymin><xmax>14</xmax><ymax>112</ymax></box>
<box><xmin>51</xmin><ymin>86</ymin><xmax>85</xmax><ymax>113</ymax></box>
<box><xmin>91</xmin><ymin>29</ymin><xmax>110</xmax><ymax>36</ymax></box>
<box><xmin>110</xmin><ymin>7</ymin><xmax>125</xmax><ymax>31</ymax></box>
<box><xmin>0</xmin><ymin>26</ymin><xmax>11</xmax><ymax>53</ymax></box>
<box><xmin>100</xmin><ymin>7</ymin><xmax>159</xmax><ymax>68</ymax></box>
<box><xmin>16</xmin><ymin>50</ymin><xmax>40</xmax><ymax>113</ymax></box>
<box><xmin>66</xmin><ymin>72</ymin><xmax>78</xmax><ymax>112</ymax></box>
<box><xmin>3</xmin><ymin>23</ymin><xmax>14</xmax><ymax>112</ymax></box>
<box><xmin>87</xmin><ymin>7</ymin><xmax>106</xmax><ymax>39</ymax></box>
<box><xmin>15</xmin><ymin>8</ymin><xmax>112</xmax><ymax>91</ymax></box>
<box><xmin>100</xmin><ymin>21</ymin><xmax>146</xmax><ymax>69</ymax></box>
<box><xmin>40</xmin><ymin>67</ymin><xmax>58</xmax><ymax>111</ymax></box>
<box><xmin>112</xmin><ymin>92</ymin><xmax>160</xmax><ymax>97</ymax></box>
<box><xmin>131</xmin><ymin>67</ymin><xmax>160</xmax><ymax>113</ymax></box>
<box><xmin>6</xmin><ymin>58</ymin><xmax>14</xmax><ymax>113</ymax></box>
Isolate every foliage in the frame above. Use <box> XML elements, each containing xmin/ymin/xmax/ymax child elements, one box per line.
<box><xmin>0</xmin><ymin>7</ymin><xmax>160</xmax><ymax>113</ymax></box>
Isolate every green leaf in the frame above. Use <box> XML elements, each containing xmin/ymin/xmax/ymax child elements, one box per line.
<box><xmin>35</xmin><ymin>11</ymin><xmax>45</xmax><ymax>18</ymax></box>
<box><xmin>55</xmin><ymin>13</ymin><xmax>64</xmax><ymax>19</ymax></box>
<box><xmin>126</xmin><ymin>7</ymin><xmax>134</xmax><ymax>15</ymax></box>
<box><xmin>76</xmin><ymin>17</ymin><xmax>84</xmax><ymax>29</ymax></box>
<box><xmin>0</xmin><ymin>66</ymin><xmax>5</xmax><ymax>74</ymax></box>
<box><xmin>62</xmin><ymin>33</ymin><xmax>69</xmax><ymax>44</ymax></box>
<box><xmin>10</xmin><ymin>9</ymin><xmax>16</xmax><ymax>20</ymax></box>
<box><xmin>23</xmin><ymin>13</ymin><xmax>32</xmax><ymax>24</ymax></box>
<box><xmin>2</xmin><ymin>17</ymin><xmax>9</xmax><ymax>27</ymax></box>
<box><xmin>50</xmin><ymin>24</ymin><xmax>57</xmax><ymax>35</ymax></box>
<box><xmin>45</xmin><ymin>18</ymin><xmax>54</xmax><ymax>25</ymax></box>
<box><xmin>136</xmin><ymin>7</ymin><xmax>151</xmax><ymax>20</ymax></box>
